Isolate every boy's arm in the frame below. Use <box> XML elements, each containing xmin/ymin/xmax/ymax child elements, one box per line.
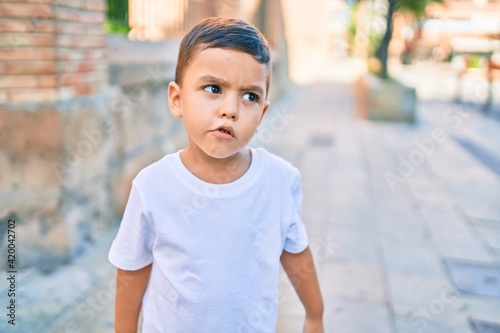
<box><xmin>115</xmin><ymin>264</ymin><xmax>152</xmax><ymax>333</ymax></box>
<box><xmin>281</xmin><ymin>247</ymin><xmax>324</xmax><ymax>333</ymax></box>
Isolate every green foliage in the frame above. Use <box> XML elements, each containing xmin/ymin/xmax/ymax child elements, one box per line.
<box><xmin>397</xmin><ymin>0</ymin><xmax>443</xmax><ymax>17</ymax></box>
<box><xmin>104</xmin><ymin>21</ymin><xmax>131</xmax><ymax>35</ymax></box>
<box><xmin>467</xmin><ymin>55</ymin><xmax>485</xmax><ymax>69</ymax></box>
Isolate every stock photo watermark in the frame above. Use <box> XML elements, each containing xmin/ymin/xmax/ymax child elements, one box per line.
<box><xmin>384</xmin><ymin>78</ymin><xmax>497</xmax><ymax>191</ymax></box>
<box><xmin>51</xmin><ymin>64</ymin><xmax>167</xmax><ymax>185</ymax></box>
<box><xmin>5</xmin><ymin>218</ymin><xmax>17</xmax><ymax>326</ymax></box>
<box><xmin>406</xmin><ymin>285</ymin><xmax>460</xmax><ymax>333</ymax></box>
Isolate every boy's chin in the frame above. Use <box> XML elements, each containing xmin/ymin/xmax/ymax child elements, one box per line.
<box><xmin>201</xmin><ymin>146</ymin><xmax>249</xmax><ymax>161</ymax></box>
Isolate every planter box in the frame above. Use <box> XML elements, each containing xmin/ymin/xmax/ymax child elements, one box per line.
<box><xmin>354</xmin><ymin>75</ymin><xmax>416</xmax><ymax>122</ymax></box>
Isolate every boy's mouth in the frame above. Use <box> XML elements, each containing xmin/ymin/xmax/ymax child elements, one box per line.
<box><xmin>214</xmin><ymin>125</ymin><xmax>235</xmax><ymax>138</ymax></box>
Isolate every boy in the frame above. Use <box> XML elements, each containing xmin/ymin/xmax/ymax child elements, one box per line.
<box><xmin>108</xmin><ymin>17</ymin><xmax>324</xmax><ymax>333</ymax></box>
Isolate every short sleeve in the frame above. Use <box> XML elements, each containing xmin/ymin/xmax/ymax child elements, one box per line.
<box><xmin>108</xmin><ymin>181</ymin><xmax>154</xmax><ymax>270</ymax></box>
<box><xmin>283</xmin><ymin>171</ymin><xmax>309</xmax><ymax>254</ymax></box>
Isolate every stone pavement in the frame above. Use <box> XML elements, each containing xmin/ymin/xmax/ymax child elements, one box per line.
<box><xmin>269</xmin><ymin>82</ymin><xmax>500</xmax><ymax>333</ymax></box>
<box><xmin>2</xmin><ymin>80</ymin><xmax>499</xmax><ymax>333</ymax></box>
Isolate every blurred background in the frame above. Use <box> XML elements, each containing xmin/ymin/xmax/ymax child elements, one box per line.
<box><xmin>0</xmin><ymin>0</ymin><xmax>499</xmax><ymax>332</ymax></box>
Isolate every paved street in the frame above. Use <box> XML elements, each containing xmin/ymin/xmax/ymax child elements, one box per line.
<box><xmin>5</xmin><ymin>78</ymin><xmax>499</xmax><ymax>333</ymax></box>
<box><xmin>270</xmin><ymin>82</ymin><xmax>500</xmax><ymax>333</ymax></box>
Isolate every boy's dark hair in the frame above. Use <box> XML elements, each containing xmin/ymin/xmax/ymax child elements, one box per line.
<box><xmin>174</xmin><ymin>17</ymin><xmax>271</xmax><ymax>95</ymax></box>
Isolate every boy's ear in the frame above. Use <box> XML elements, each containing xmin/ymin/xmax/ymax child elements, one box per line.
<box><xmin>259</xmin><ymin>101</ymin><xmax>270</xmax><ymax>125</ymax></box>
<box><xmin>168</xmin><ymin>81</ymin><xmax>182</xmax><ymax>118</ymax></box>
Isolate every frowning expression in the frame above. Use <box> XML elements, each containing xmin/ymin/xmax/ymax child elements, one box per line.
<box><xmin>168</xmin><ymin>47</ymin><xmax>269</xmax><ymax>160</ymax></box>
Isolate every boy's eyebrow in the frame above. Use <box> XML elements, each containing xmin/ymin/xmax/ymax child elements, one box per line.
<box><xmin>199</xmin><ymin>75</ymin><xmax>264</xmax><ymax>96</ymax></box>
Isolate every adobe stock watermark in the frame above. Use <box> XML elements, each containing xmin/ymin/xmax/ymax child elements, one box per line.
<box><xmin>406</xmin><ymin>285</ymin><xmax>460</xmax><ymax>333</ymax></box>
<box><xmin>178</xmin><ymin>104</ymin><xmax>297</xmax><ymax>220</ymax></box>
<box><xmin>51</xmin><ymin>266</ymin><xmax>137</xmax><ymax>333</ymax></box>
<box><xmin>236</xmin><ymin>235</ymin><xmax>337</xmax><ymax>332</ymax></box>
<box><xmin>51</xmin><ymin>65</ymin><xmax>166</xmax><ymax>185</ymax></box>
<box><xmin>384</xmin><ymin>78</ymin><xmax>495</xmax><ymax>191</ymax></box>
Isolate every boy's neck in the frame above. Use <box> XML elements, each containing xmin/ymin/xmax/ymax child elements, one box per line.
<box><xmin>179</xmin><ymin>146</ymin><xmax>252</xmax><ymax>184</ymax></box>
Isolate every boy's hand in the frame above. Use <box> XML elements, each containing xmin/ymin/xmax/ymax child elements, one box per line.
<box><xmin>304</xmin><ymin>316</ymin><xmax>325</xmax><ymax>333</ymax></box>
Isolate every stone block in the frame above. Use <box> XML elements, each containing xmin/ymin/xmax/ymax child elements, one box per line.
<box><xmin>7</xmin><ymin>60</ymin><xmax>56</xmax><ymax>75</ymax></box>
<box><xmin>57</xmin><ymin>35</ymin><xmax>105</xmax><ymax>48</ymax></box>
<box><xmin>0</xmin><ymin>47</ymin><xmax>55</xmax><ymax>61</ymax></box>
<box><xmin>355</xmin><ymin>75</ymin><xmax>416</xmax><ymax>122</ymax></box>
<box><xmin>55</xmin><ymin>0</ymin><xmax>86</xmax><ymax>10</ymax></box>
<box><xmin>85</xmin><ymin>0</ymin><xmax>106</xmax><ymax>11</ymax></box>
<box><xmin>9</xmin><ymin>86</ymin><xmax>58</xmax><ymax>102</ymax></box>
<box><xmin>0</xmin><ymin>32</ymin><xmax>54</xmax><ymax>47</ymax></box>
<box><xmin>0</xmin><ymin>75</ymin><xmax>38</xmax><ymax>88</ymax></box>
<box><xmin>387</xmin><ymin>272</ymin><xmax>465</xmax><ymax>318</ymax></box>
<box><xmin>111</xmin><ymin>83</ymin><xmax>170</xmax><ymax>155</ymax></box>
<box><xmin>0</xmin><ymin>3</ymin><xmax>53</xmax><ymax>18</ymax></box>
<box><xmin>394</xmin><ymin>314</ymin><xmax>472</xmax><ymax>333</ymax></box>
<box><xmin>38</xmin><ymin>74</ymin><xmax>56</xmax><ymax>88</ymax></box>
<box><xmin>323</xmin><ymin>299</ymin><xmax>392</xmax><ymax>333</ymax></box>
<box><xmin>0</xmin><ymin>188</ymin><xmax>60</xmax><ymax>269</ymax></box>
<box><xmin>54</xmin><ymin>6</ymin><xmax>105</xmax><ymax>24</ymax></box>
<box><xmin>5</xmin><ymin>108</ymin><xmax>62</xmax><ymax>189</ymax></box>
<box><xmin>57</xmin><ymin>95</ymin><xmax>113</xmax><ymax>187</ymax></box>
<box><xmin>320</xmin><ymin>260</ymin><xmax>386</xmax><ymax>302</ymax></box>
<box><xmin>55</xmin><ymin>20</ymin><xmax>103</xmax><ymax>35</ymax></box>
<box><xmin>112</xmin><ymin>142</ymin><xmax>166</xmax><ymax>216</ymax></box>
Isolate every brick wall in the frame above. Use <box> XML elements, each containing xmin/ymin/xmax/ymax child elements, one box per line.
<box><xmin>0</xmin><ymin>0</ymin><xmax>113</xmax><ymax>270</ymax></box>
<box><xmin>0</xmin><ymin>0</ymin><xmax>108</xmax><ymax>104</ymax></box>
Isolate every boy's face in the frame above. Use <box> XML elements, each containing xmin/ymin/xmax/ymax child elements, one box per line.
<box><xmin>168</xmin><ymin>47</ymin><xmax>269</xmax><ymax>160</ymax></box>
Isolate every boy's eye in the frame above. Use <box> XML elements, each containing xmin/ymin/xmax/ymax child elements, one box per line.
<box><xmin>203</xmin><ymin>85</ymin><xmax>221</xmax><ymax>94</ymax></box>
<box><xmin>242</xmin><ymin>92</ymin><xmax>259</xmax><ymax>102</ymax></box>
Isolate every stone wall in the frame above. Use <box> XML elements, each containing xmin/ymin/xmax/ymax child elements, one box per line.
<box><xmin>0</xmin><ymin>0</ymin><xmax>288</xmax><ymax>272</ymax></box>
<box><xmin>0</xmin><ymin>0</ymin><xmax>115</xmax><ymax>271</ymax></box>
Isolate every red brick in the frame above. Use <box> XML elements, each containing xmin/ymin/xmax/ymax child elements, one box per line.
<box><xmin>0</xmin><ymin>18</ymin><xmax>54</xmax><ymax>33</ymax></box>
<box><xmin>57</xmin><ymin>60</ymin><xmax>107</xmax><ymax>73</ymax></box>
<box><xmin>56</xmin><ymin>48</ymin><xmax>106</xmax><ymax>61</ymax></box>
<box><xmin>56</xmin><ymin>21</ymin><xmax>103</xmax><ymax>35</ymax></box>
<box><xmin>0</xmin><ymin>75</ymin><xmax>38</xmax><ymax>89</ymax></box>
<box><xmin>0</xmin><ymin>90</ymin><xmax>7</xmax><ymax>103</ymax></box>
<box><xmin>77</xmin><ymin>61</ymin><xmax>107</xmax><ymax>72</ymax></box>
<box><xmin>75</xmin><ymin>83</ymin><xmax>98</xmax><ymax>96</ymax></box>
<box><xmin>37</xmin><ymin>47</ymin><xmax>55</xmax><ymax>60</ymax></box>
<box><xmin>56</xmin><ymin>0</ymin><xmax>86</xmax><ymax>9</ymax></box>
<box><xmin>1</xmin><ymin>0</ymin><xmax>51</xmax><ymax>3</ymax></box>
<box><xmin>0</xmin><ymin>3</ymin><xmax>53</xmax><ymax>18</ymax></box>
<box><xmin>56</xmin><ymin>48</ymin><xmax>84</xmax><ymax>61</ymax></box>
<box><xmin>0</xmin><ymin>18</ymin><xmax>30</xmax><ymax>32</ymax></box>
<box><xmin>0</xmin><ymin>47</ymin><xmax>55</xmax><ymax>61</ymax></box>
<box><xmin>59</xmin><ymin>72</ymin><xmax>87</xmax><ymax>86</ymax></box>
<box><xmin>0</xmin><ymin>32</ymin><xmax>54</xmax><ymax>47</ymax></box>
<box><xmin>8</xmin><ymin>88</ymin><xmax>56</xmax><ymax>102</ymax></box>
<box><xmin>38</xmin><ymin>75</ymin><xmax>57</xmax><ymax>88</ymax></box>
<box><xmin>7</xmin><ymin>61</ymin><xmax>56</xmax><ymax>75</ymax></box>
<box><xmin>59</xmin><ymin>69</ymin><xmax>107</xmax><ymax>86</ymax></box>
<box><xmin>85</xmin><ymin>0</ymin><xmax>106</xmax><ymax>11</ymax></box>
<box><xmin>55</xmin><ymin>7</ymin><xmax>105</xmax><ymax>24</ymax></box>
<box><xmin>57</xmin><ymin>35</ymin><xmax>105</xmax><ymax>48</ymax></box>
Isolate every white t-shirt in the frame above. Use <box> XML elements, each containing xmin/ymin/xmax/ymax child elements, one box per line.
<box><xmin>108</xmin><ymin>147</ymin><xmax>309</xmax><ymax>333</ymax></box>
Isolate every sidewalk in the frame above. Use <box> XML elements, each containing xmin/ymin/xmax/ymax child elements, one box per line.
<box><xmin>4</xmin><ymin>79</ymin><xmax>499</xmax><ymax>333</ymax></box>
<box><xmin>271</xmin><ymin>82</ymin><xmax>500</xmax><ymax>332</ymax></box>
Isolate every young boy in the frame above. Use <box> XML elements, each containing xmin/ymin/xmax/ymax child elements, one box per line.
<box><xmin>108</xmin><ymin>17</ymin><xmax>324</xmax><ymax>333</ymax></box>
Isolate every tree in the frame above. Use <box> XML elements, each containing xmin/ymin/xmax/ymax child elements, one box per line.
<box><xmin>359</xmin><ymin>0</ymin><xmax>443</xmax><ymax>78</ymax></box>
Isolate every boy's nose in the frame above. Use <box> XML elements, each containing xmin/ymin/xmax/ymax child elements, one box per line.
<box><xmin>219</xmin><ymin>97</ymin><xmax>239</xmax><ymax>120</ymax></box>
